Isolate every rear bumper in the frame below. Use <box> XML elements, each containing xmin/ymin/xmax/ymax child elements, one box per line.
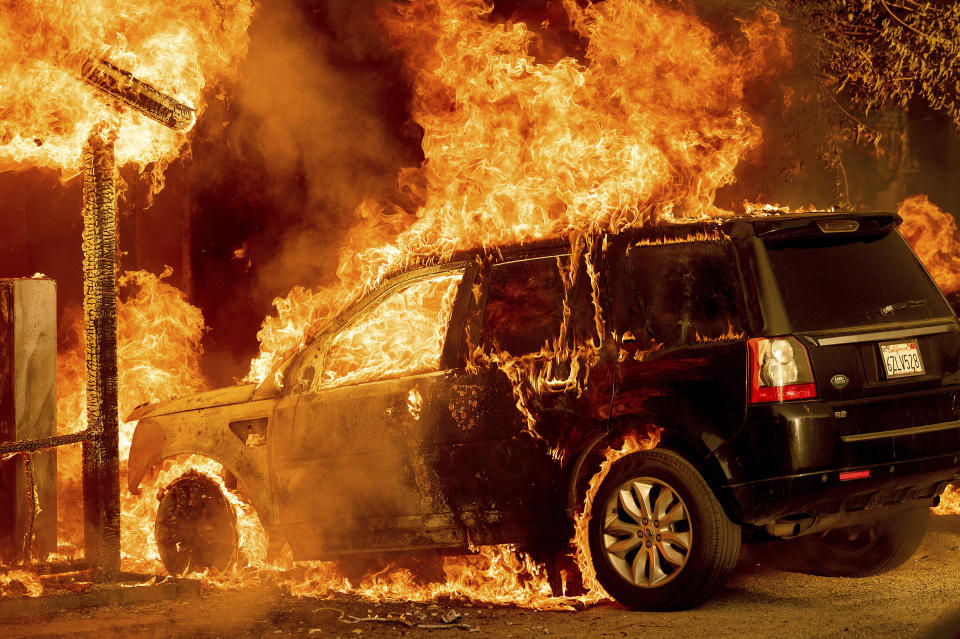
<box><xmin>722</xmin><ymin>451</ymin><xmax>960</xmax><ymax>526</ymax></box>
<box><xmin>716</xmin><ymin>399</ymin><xmax>960</xmax><ymax>526</ymax></box>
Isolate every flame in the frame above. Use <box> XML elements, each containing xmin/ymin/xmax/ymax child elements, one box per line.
<box><xmin>247</xmin><ymin>0</ymin><xmax>792</xmax><ymax>380</ymax></box>
<box><xmin>407</xmin><ymin>388</ymin><xmax>423</xmax><ymax>420</ymax></box>
<box><xmin>898</xmin><ymin>195</ymin><xmax>960</xmax><ymax>296</ymax></box>
<box><xmin>0</xmin><ymin>569</ymin><xmax>44</xmax><ymax>598</ymax></box>
<box><xmin>899</xmin><ymin>196</ymin><xmax>960</xmax><ymax>517</ymax></box>
<box><xmin>695</xmin><ymin>321</ymin><xmax>746</xmax><ymax>344</ymax></box>
<box><xmin>741</xmin><ymin>202</ymin><xmax>834</xmax><ymax>216</ymax></box>
<box><xmin>322</xmin><ymin>273</ymin><xmax>462</xmax><ymax>388</ymax></box>
<box><xmin>934</xmin><ymin>485</ymin><xmax>960</xmax><ymax>515</ymax></box>
<box><xmin>287</xmin><ymin>547</ymin><xmax>563</xmax><ymax>609</ymax></box>
<box><xmin>29</xmin><ymin>0</ymin><xmax>794</xmax><ymax>609</ymax></box>
<box><xmin>56</xmin><ymin>268</ymin><xmax>208</xmax><ymax>569</ymax></box>
<box><xmin>0</xmin><ymin>1</ymin><xmax>254</xmax><ymax>174</ymax></box>
<box><xmin>231</xmin><ymin>0</ymin><xmax>789</xmax><ymax>607</ymax></box>
<box><xmin>571</xmin><ymin>429</ymin><xmax>662</xmax><ymax>601</ymax></box>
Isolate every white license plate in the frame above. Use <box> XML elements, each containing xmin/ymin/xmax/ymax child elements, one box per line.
<box><xmin>879</xmin><ymin>340</ymin><xmax>925</xmax><ymax>378</ymax></box>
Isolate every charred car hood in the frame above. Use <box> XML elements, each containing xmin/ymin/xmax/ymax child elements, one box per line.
<box><xmin>126</xmin><ymin>384</ymin><xmax>258</xmax><ymax>421</ymax></box>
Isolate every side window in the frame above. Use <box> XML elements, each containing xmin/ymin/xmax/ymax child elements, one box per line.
<box><xmin>320</xmin><ymin>270</ymin><xmax>464</xmax><ymax>388</ymax></box>
<box><xmin>481</xmin><ymin>255</ymin><xmax>597</xmax><ymax>355</ymax></box>
<box><xmin>612</xmin><ymin>241</ymin><xmax>743</xmax><ymax>345</ymax></box>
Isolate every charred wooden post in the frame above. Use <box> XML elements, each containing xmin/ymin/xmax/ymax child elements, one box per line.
<box><xmin>80</xmin><ymin>133</ymin><xmax>121</xmax><ymax>582</ymax></box>
<box><xmin>75</xmin><ymin>58</ymin><xmax>194</xmax><ymax>582</ymax></box>
<box><xmin>80</xmin><ymin>59</ymin><xmax>195</xmax><ymax>131</ymax></box>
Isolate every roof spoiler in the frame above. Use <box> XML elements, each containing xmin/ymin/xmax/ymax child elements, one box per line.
<box><xmin>724</xmin><ymin>212</ymin><xmax>901</xmax><ymax>241</ymax></box>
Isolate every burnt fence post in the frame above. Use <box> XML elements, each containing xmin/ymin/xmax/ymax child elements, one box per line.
<box><xmin>80</xmin><ymin>132</ymin><xmax>121</xmax><ymax>583</ymax></box>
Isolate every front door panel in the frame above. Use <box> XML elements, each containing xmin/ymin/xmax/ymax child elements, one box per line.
<box><xmin>271</xmin><ymin>371</ymin><xmax>464</xmax><ymax>558</ymax></box>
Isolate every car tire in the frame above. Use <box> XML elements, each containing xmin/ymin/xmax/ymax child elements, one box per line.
<box><xmin>588</xmin><ymin>449</ymin><xmax>740</xmax><ymax>610</ymax></box>
<box><xmin>790</xmin><ymin>506</ymin><xmax>929</xmax><ymax>577</ymax></box>
<box><xmin>155</xmin><ymin>470</ymin><xmax>238</xmax><ymax>575</ymax></box>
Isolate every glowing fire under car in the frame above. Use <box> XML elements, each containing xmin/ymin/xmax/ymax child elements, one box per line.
<box><xmin>126</xmin><ymin>212</ymin><xmax>960</xmax><ymax>610</ymax></box>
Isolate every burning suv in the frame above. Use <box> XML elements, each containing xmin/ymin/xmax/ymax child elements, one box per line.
<box><xmin>127</xmin><ymin>211</ymin><xmax>960</xmax><ymax>610</ymax></box>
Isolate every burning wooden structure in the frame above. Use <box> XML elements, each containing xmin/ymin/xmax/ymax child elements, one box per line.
<box><xmin>0</xmin><ymin>61</ymin><xmax>193</xmax><ymax>582</ymax></box>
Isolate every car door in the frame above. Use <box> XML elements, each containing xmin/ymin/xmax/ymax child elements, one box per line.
<box><xmin>434</xmin><ymin>250</ymin><xmax>612</xmax><ymax>546</ymax></box>
<box><xmin>269</xmin><ymin>264</ymin><xmax>472</xmax><ymax>559</ymax></box>
<box><xmin>605</xmin><ymin>238</ymin><xmax>748</xmax><ymax>445</ymax></box>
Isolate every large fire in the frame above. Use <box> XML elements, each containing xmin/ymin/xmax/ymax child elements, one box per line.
<box><xmin>898</xmin><ymin>195</ymin><xmax>960</xmax><ymax>298</ymax></box>
<box><xmin>239</xmin><ymin>0</ymin><xmax>788</xmax><ymax>607</ymax></box>
<box><xmin>248</xmin><ymin>0</ymin><xmax>791</xmax><ymax>382</ymax></box>
<box><xmin>4</xmin><ymin>0</ymin><xmax>958</xmax><ymax>614</ymax></box>
<box><xmin>20</xmin><ymin>0</ymin><xmax>789</xmax><ymax>606</ymax></box>
<box><xmin>56</xmin><ymin>269</ymin><xmax>208</xmax><ymax>564</ymax></box>
<box><xmin>0</xmin><ymin>0</ymin><xmax>253</xmax><ymax>175</ymax></box>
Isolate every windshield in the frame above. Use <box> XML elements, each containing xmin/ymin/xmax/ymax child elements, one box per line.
<box><xmin>764</xmin><ymin>230</ymin><xmax>953</xmax><ymax>331</ymax></box>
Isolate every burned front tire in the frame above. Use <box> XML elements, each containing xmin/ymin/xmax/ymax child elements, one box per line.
<box><xmin>789</xmin><ymin>506</ymin><xmax>929</xmax><ymax>577</ymax></box>
<box><xmin>155</xmin><ymin>470</ymin><xmax>238</xmax><ymax>575</ymax></box>
<box><xmin>588</xmin><ymin>449</ymin><xmax>740</xmax><ymax>611</ymax></box>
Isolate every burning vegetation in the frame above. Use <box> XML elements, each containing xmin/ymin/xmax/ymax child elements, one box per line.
<box><xmin>1</xmin><ymin>0</ymin><xmax>960</xmax><ymax>615</ymax></box>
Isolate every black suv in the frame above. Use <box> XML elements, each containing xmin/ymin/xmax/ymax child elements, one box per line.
<box><xmin>127</xmin><ymin>211</ymin><xmax>960</xmax><ymax>610</ymax></box>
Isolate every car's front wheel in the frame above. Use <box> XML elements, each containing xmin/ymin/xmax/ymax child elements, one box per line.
<box><xmin>588</xmin><ymin>449</ymin><xmax>740</xmax><ymax>610</ymax></box>
<box><xmin>789</xmin><ymin>506</ymin><xmax>929</xmax><ymax>577</ymax></box>
<box><xmin>155</xmin><ymin>469</ymin><xmax>238</xmax><ymax>575</ymax></box>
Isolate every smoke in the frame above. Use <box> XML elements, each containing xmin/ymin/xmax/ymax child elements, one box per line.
<box><xmin>227</xmin><ymin>0</ymin><xmax>420</xmax><ymax>295</ymax></box>
<box><xmin>168</xmin><ymin>0</ymin><xmax>424</xmax><ymax>382</ymax></box>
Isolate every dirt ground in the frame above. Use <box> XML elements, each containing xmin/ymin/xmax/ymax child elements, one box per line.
<box><xmin>4</xmin><ymin>515</ymin><xmax>960</xmax><ymax>639</ymax></box>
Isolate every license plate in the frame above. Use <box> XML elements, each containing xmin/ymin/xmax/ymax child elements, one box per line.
<box><xmin>879</xmin><ymin>339</ymin><xmax>925</xmax><ymax>378</ymax></box>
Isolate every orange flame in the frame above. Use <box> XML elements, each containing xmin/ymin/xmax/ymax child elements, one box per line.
<box><xmin>231</xmin><ymin>0</ymin><xmax>788</xmax><ymax>606</ymax></box>
<box><xmin>898</xmin><ymin>195</ymin><xmax>960</xmax><ymax>296</ymax></box>
<box><xmin>38</xmin><ymin>0</ymin><xmax>793</xmax><ymax>608</ymax></box>
<box><xmin>571</xmin><ymin>428</ymin><xmax>662</xmax><ymax>601</ymax></box>
<box><xmin>57</xmin><ymin>268</ymin><xmax>208</xmax><ymax>568</ymax></box>
<box><xmin>322</xmin><ymin>273</ymin><xmax>463</xmax><ymax>388</ymax></box>
<box><xmin>934</xmin><ymin>485</ymin><xmax>960</xmax><ymax>515</ymax></box>
<box><xmin>0</xmin><ymin>569</ymin><xmax>44</xmax><ymax>598</ymax></box>
<box><xmin>247</xmin><ymin>0</ymin><xmax>792</xmax><ymax>381</ymax></box>
<box><xmin>0</xmin><ymin>1</ymin><xmax>254</xmax><ymax>173</ymax></box>
<box><xmin>897</xmin><ymin>196</ymin><xmax>960</xmax><ymax>516</ymax></box>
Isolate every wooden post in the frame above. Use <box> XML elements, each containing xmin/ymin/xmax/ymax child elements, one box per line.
<box><xmin>80</xmin><ymin>132</ymin><xmax>121</xmax><ymax>582</ymax></box>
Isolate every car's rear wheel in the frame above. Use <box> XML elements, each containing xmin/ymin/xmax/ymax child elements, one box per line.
<box><xmin>155</xmin><ymin>470</ymin><xmax>238</xmax><ymax>575</ymax></box>
<box><xmin>790</xmin><ymin>506</ymin><xmax>929</xmax><ymax>577</ymax></box>
<box><xmin>588</xmin><ymin>449</ymin><xmax>740</xmax><ymax>611</ymax></box>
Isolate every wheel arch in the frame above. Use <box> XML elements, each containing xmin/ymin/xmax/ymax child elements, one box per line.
<box><xmin>566</xmin><ymin>415</ymin><xmax>740</xmax><ymax>524</ymax></box>
<box><xmin>127</xmin><ymin>413</ymin><xmax>277</xmax><ymax>531</ymax></box>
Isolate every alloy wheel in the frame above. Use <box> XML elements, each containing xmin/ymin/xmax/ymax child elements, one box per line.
<box><xmin>600</xmin><ymin>476</ymin><xmax>692</xmax><ymax>587</ymax></box>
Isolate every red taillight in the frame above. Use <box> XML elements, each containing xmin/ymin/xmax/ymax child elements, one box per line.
<box><xmin>749</xmin><ymin>336</ymin><xmax>818</xmax><ymax>403</ymax></box>
<box><xmin>839</xmin><ymin>470</ymin><xmax>871</xmax><ymax>481</ymax></box>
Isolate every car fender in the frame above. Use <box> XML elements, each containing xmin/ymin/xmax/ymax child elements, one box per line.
<box><xmin>127</xmin><ymin>395</ymin><xmax>279</xmax><ymax>528</ymax></box>
<box><xmin>566</xmin><ymin>413</ymin><xmax>737</xmax><ymax>519</ymax></box>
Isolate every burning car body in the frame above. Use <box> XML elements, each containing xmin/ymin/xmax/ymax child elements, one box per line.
<box><xmin>127</xmin><ymin>211</ymin><xmax>960</xmax><ymax>610</ymax></box>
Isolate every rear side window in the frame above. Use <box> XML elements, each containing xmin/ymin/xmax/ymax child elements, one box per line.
<box><xmin>764</xmin><ymin>231</ymin><xmax>953</xmax><ymax>331</ymax></box>
<box><xmin>481</xmin><ymin>255</ymin><xmax>597</xmax><ymax>355</ymax></box>
<box><xmin>611</xmin><ymin>241</ymin><xmax>743</xmax><ymax>345</ymax></box>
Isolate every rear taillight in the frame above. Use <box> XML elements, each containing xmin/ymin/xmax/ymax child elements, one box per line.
<box><xmin>748</xmin><ymin>336</ymin><xmax>817</xmax><ymax>403</ymax></box>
